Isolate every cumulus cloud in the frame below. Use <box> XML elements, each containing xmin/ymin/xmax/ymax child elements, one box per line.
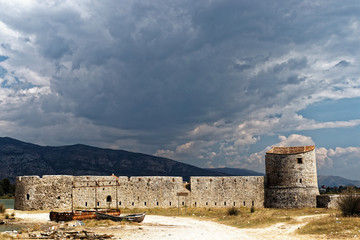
<box><xmin>315</xmin><ymin>146</ymin><xmax>360</xmax><ymax>179</ymax></box>
<box><xmin>275</xmin><ymin>134</ymin><xmax>314</xmax><ymax>147</ymax></box>
<box><xmin>316</xmin><ymin>147</ymin><xmax>333</xmax><ymax>169</ymax></box>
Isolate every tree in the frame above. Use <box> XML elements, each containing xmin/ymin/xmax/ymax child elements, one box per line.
<box><xmin>0</xmin><ymin>179</ymin><xmax>11</xmax><ymax>194</ymax></box>
<box><xmin>0</xmin><ymin>178</ymin><xmax>15</xmax><ymax>196</ymax></box>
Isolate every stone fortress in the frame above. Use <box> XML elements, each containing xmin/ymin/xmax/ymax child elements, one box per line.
<box><xmin>14</xmin><ymin>146</ymin><xmax>321</xmax><ymax>210</ymax></box>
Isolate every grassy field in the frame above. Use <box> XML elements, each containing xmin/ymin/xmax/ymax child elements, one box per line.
<box><xmin>297</xmin><ymin>214</ymin><xmax>360</xmax><ymax>238</ymax></box>
<box><xmin>121</xmin><ymin>206</ymin><xmax>336</xmax><ymax>228</ymax></box>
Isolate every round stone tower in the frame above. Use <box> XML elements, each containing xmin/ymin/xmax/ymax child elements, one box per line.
<box><xmin>265</xmin><ymin>146</ymin><xmax>319</xmax><ymax>208</ymax></box>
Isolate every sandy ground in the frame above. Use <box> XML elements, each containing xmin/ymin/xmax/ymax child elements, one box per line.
<box><xmin>12</xmin><ymin>212</ymin><xmax>49</xmax><ymax>222</ymax></box>
<box><xmin>7</xmin><ymin>210</ymin><xmax>331</xmax><ymax>240</ymax></box>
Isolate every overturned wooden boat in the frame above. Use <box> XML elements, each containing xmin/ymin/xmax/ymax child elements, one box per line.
<box><xmin>50</xmin><ymin>209</ymin><xmax>121</xmax><ymax>222</ymax></box>
<box><xmin>96</xmin><ymin>212</ymin><xmax>146</xmax><ymax>223</ymax></box>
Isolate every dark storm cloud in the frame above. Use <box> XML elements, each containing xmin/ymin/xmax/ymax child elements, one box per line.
<box><xmin>1</xmin><ymin>0</ymin><xmax>360</xmax><ymax>177</ymax></box>
<box><xmin>46</xmin><ymin>0</ymin><xmax>312</xmax><ymax>131</ymax></box>
<box><xmin>0</xmin><ymin>1</ymin><xmax>356</xmax><ymax>131</ymax></box>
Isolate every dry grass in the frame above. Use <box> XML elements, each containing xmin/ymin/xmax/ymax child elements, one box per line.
<box><xmin>297</xmin><ymin>214</ymin><xmax>360</xmax><ymax>238</ymax></box>
<box><xmin>121</xmin><ymin>207</ymin><xmax>335</xmax><ymax>228</ymax></box>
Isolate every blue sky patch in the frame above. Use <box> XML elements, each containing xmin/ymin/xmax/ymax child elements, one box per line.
<box><xmin>0</xmin><ymin>55</ymin><xmax>9</xmax><ymax>62</ymax></box>
<box><xmin>0</xmin><ymin>65</ymin><xmax>7</xmax><ymax>78</ymax></box>
<box><xmin>1</xmin><ymin>76</ymin><xmax>37</xmax><ymax>90</ymax></box>
<box><xmin>299</xmin><ymin>98</ymin><xmax>360</xmax><ymax>122</ymax></box>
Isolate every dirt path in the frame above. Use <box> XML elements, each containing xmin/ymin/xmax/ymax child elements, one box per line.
<box><xmin>107</xmin><ymin>215</ymin><xmax>253</xmax><ymax>240</ymax></box>
<box><xmin>94</xmin><ymin>214</ymin><xmax>329</xmax><ymax>240</ymax></box>
<box><xmin>239</xmin><ymin>214</ymin><xmax>329</xmax><ymax>240</ymax></box>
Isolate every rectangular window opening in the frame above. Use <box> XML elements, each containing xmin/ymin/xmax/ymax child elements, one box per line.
<box><xmin>297</xmin><ymin>157</ymin><xmax>303</xmax><ymax>164</ymax></box>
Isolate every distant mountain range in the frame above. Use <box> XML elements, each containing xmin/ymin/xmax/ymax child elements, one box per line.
<box><xmin>0</xmin><ymin>137</ymin><xmax>226</xmax><ymax>182</ymax></box>
<box><xmin>317</xmin><ymin>175</ymin><xmax>360</xmax><ymax>188</ymax></box>
<box><xmin>204</xmin><ymin>167</ymin><xmax>264</xmax><ymax>176</ymax></box>
<box><xmin>0</xmin><ymin>137</ymin><xmax>359</xmax><ymax>187</ymax></box>
<box><xmin>205</xmin><ymin>168</ymin><xmax>360</xmax><ymax>187</ymax></box>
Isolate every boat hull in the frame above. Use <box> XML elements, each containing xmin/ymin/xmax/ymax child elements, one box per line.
<box><xmin>50</xmin><ymin>209</ymin><xmax>121</xmax><ymax>222</ymax></box>
<box><xmin>96</xmin><ymin>212</ymin><xmax>146</xmax><ymax>223</ymax></box>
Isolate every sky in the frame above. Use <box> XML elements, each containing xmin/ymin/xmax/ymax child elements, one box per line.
<box><xmin>1</xmin><ymin>0</ymin><xmax>360</xmax><ymax>180</ymax></box>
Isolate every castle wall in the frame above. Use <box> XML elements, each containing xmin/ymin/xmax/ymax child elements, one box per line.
<box><xmin>189</xmin><ymin>176</ymin><xmax>265</xmax><ymax>208</ymax></box>
<box><xmin>15</xmin><ymin>175</ymin><xmax>189</xmax><ymax>210</ymax></box>
<box><xmin>73</xmin><ymin>176</ymin><xmax>186</xmax><ymax>209</ymax></box>
<box><xmin>15</xmin><ymin>175</ymin><xmax>265</xmax><ymax>210</ymax></box>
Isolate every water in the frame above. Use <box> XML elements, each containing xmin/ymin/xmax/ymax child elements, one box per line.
<box><xmin>0</xmin><ymin>199</ymin><xmax>22</xmax><ymax>233</ymax></box>
<box><xmin>0</xmin><ymin>199</ymin><xmax>14</xmax><ymax>209</ymax></box>
<box><xmin>0</xmin><ymin>225</ymin><xmax>22</xmax><ymax>232</ymax></box>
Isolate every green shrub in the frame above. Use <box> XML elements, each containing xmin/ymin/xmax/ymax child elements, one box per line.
<box><xmin>0</xmin><ymin>203</ymin><xmax>5</xmax><ymax>213</ymax></box>
<box><xmin>227</xmin><ymin>207</ymin><xmax>239</xmax><ymax>216</ymax></box>
<box><xmin>337</xmin><ymin>191</ymin><xmax>360</xmax><ymax>217</ymax></box>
